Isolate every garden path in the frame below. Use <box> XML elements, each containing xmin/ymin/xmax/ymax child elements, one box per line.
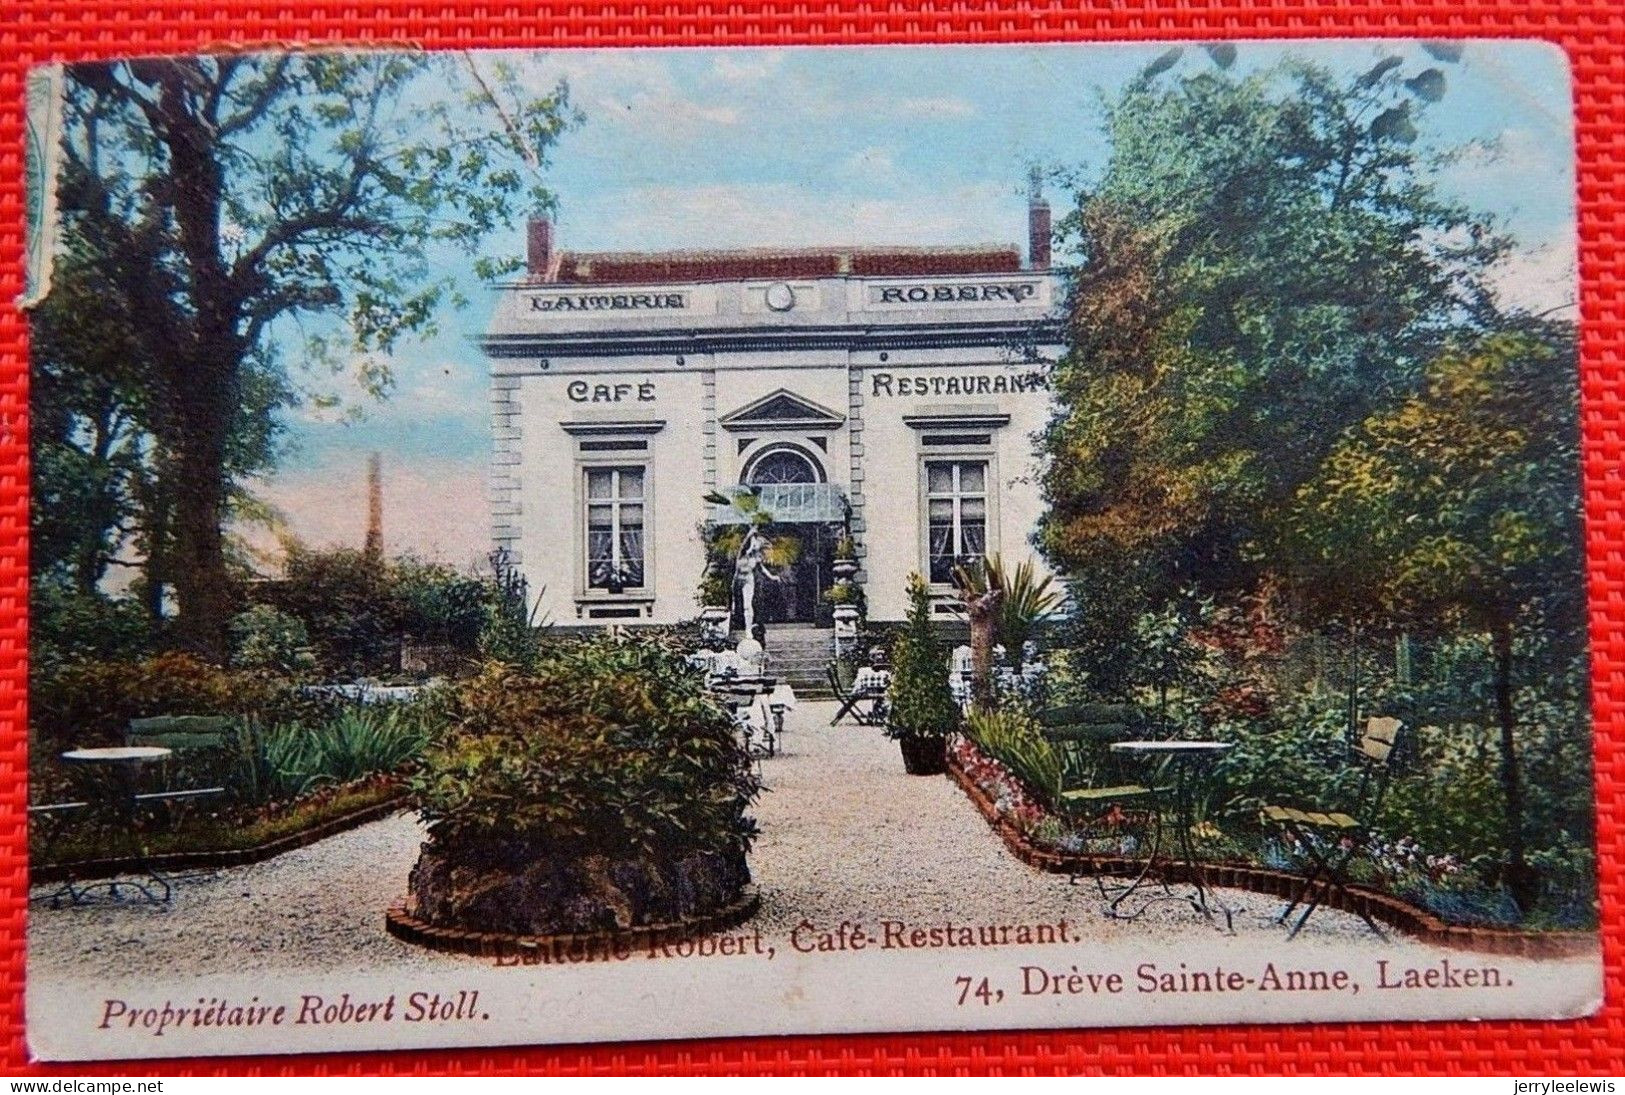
<box><xmin>751</xmin><ymin>701</ymin><xmax>1384</xmax><ymax>946</ymax></box>
<box><xmin>28</xmin><ymin>701</ymin><xmax>1577</xmax><ymax>985</ymax></box>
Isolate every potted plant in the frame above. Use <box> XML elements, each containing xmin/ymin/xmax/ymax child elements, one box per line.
<box><xmin>885</xmin><ymin>573</ymin><xmax>959</xmax><ymax>775</ymax></box>
<box><xmin>832</xmin><ymin>534</ymin><xmax>859</xmax><ymax>580</ymax></box>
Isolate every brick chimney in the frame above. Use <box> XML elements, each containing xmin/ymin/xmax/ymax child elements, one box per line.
<box><xmin>1027</xmin><ymin>168</ymin><xmax>1051</xmax><ymax>271</ymax></box>
<box><xmin>527</xmin><ymin>215</ymin><xmax>555</xmax><ymax>280</ymax></box>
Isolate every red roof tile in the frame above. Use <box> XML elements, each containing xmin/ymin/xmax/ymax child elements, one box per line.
<box><xmin>540</xmin><ymin>245</ymin><xmax>1024</xmax><ymax>285</ymax></box>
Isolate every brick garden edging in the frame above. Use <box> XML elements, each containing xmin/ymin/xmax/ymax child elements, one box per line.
<box><xmin>31</xmin><ymin>792</ymin><xmax>411</xmax><ymax>885</ymax></box>
<box><xmin>946</xmin><ymin>755</ymin><xmax>1597</xmax><ymax>960</ymax></box>
<box><xmin>384</xmin><ymin>886</ymin><xmax>762</xmax><ymax>959</ymax></box>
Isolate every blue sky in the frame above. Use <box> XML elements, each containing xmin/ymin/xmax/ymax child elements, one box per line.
<box><xmin>257</xmin><ymin>40</ymin><xmax>1576</xmax><ymax>570</ymax></box>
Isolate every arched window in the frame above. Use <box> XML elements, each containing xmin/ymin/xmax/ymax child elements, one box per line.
<box><xmin>744</xmin><ymin>445</ymin><xmax>823</xmax><ymax>486</ymax></box>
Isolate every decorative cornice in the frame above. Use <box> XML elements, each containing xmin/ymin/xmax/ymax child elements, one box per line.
<box><xmin>903</xmin><ymin>409</ymin><xmax>1013</xmax><ymax>430</ymax></box>
<box><xmin>559</xmin><ymin>418</ymin><xmax>668</xmax><ymax>436</ymax></box>
<box><xmin>718</xmin><ymin>387</ymin><xmax>847</xmax><ymax>432</ymax></box>
<box><xmin>481</xmin><ymin>319</ymin><xmax>1064</xmax><ymax>361</ymax></box>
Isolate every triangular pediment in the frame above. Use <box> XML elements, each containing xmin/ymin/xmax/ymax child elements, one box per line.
<box><xmin>719</xmin><ymin>388</ymin><xmax>846</xmax><ymax>431</ymax></box>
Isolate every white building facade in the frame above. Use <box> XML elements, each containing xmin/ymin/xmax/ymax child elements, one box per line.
<box><xmin>482</xmin><ymin>200</ymin><xmax>1065</xmax><ymax>629</ymax></box>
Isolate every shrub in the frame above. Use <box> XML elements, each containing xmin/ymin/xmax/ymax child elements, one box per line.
<box><xmin>477</xmin><ymin>550</ymin><xmax>547</xmax><ymax>670</ymax></box>
<box><xmin>31</xmin><ymin>583</ymin><xmax>151</xmax><ymax>677</ymax></box>
<box><xmin>412</xmin><ymin>634</ymin><xmax>759</xmax><ymax>860</ymax></box>
<box><xmin>229</xmin><ymin>604</ymin><xmax>316</xmax><ymax>674</ymax></box>
<box><xmin>395</xmin><ymin>559</ymin><xmax>489</xmax><ymax>650</ymax></box>
<box><xmin>259</xmin><ymin>545</ymin><xmax>405</xmax><ymax>677</ymax></box>
<box><xmin>31</xmin><ymin>652</ymin><xmax>331</xmax><ymax>749</ymax></box>
<box><xmin>887</xmin><ymin>574</ymin><xmax>959</xmax><ymax>741</ymax></box>
<box><xmin>823</xmin><ymin>582</ymin><xmax>859</xmax><ymax>606</ymax></box>
<box><xmin>1203</xmin><ymin>697</ymin><xmax>1359</xmax><ymax>826</ymax></box>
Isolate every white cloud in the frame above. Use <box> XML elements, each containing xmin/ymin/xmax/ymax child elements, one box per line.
<box><xmin>1490</xmin><ymin>235</ymin><xmax>1577</xmax><ymax>317</ymax></box>
<box><xmin>709</xmin><ymin>51</ymin><xmax>787</xmax><ymax>84</ymax></box>
<box><xmin>514</xmin><ymin>50</ymin><xmax>741</xmax><ymax>142</ymax></box>
<box><xmin>842</xmin><ymin>145</ymin><xmax>898</xmax><ymax>182</ymax></box>
<box><xmin>573</xmin><ymin>180</ymin><xmax>1022</xmax><ymax>252</ymax></box>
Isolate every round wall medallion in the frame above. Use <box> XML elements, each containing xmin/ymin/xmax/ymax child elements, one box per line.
<box><xmin>764</xmin><ymin>282</ymin><xmax>796</xmax><ymax>312</ymax></box>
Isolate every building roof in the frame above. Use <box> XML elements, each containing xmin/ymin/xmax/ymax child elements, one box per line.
<box><xmin>538</xmin><ymin>244</ymin><xmax>1025</xmax><ymax>286</ymax></box>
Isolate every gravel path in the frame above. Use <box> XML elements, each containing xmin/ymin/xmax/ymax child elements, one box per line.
<box><xmin>25</xmin><ymin>700</ymin><xmax>1542</xmax><ymax>981</ymax></box>
<box><xmin>752</xmin><ymin>704</ymin><xmax>1381</xmax><ymax>947</ymax></box>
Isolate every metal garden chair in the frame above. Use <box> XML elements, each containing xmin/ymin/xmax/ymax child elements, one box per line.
<box><xmin>1260</xmin><ymin>715</ymin><xmax>1404</xmax><ymax>939</ymax></box>
<box><xmin>1039</xmin><ymin>704</ymin><xmax>1167</xmax><ymax>909</ymax></box>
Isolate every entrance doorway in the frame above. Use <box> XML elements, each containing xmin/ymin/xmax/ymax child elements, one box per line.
<box><xmin>747</xmin><ymin>524</ymin><xmax>833</xmax><ymax>626</ymax></box>
<box><xmin>725</xmin><ymin>441</ymin><xmax>843</xmax><ymax>629</ymax></box>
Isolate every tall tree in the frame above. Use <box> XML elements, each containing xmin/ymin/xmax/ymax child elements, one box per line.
<box><xmin>1039</xmin><ymin>50</ymin><xmax>1505</xmax><ymax>685</ymax></box>
<box><xmin>1289</xmin><ymin>327</ymin><xmax>1582</xmax><ymax>909</ymax></box>
<box><xmin>30</xmin><ymin>229</ymin><xmax>152</xmax><ymax>596</ymax></box>
<box><xmin>52</xmin><ymin>53</ymin><xmax>576</xmax><ymax>658</ymax></box>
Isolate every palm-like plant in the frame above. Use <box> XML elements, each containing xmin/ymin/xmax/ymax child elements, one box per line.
<box><xmin>952</xmin><ymin>554</ymin><xmax>1065</xmax><ymax>707</ymax></box>
<box><xmin>950</xmin><ymin>558</ymin><xmax>1003</xmax><ymax>714</ymax></box>
<box><xmin>994</xmin><ymin>556</ymin><xmax>1064</xmax><ymax>669</ymax></box>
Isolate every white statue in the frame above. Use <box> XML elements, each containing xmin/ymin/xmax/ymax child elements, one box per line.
<box><xmin>733</xmin><ymin>525</ymin><xmax>781</xmax><ymax>635</ymax></box>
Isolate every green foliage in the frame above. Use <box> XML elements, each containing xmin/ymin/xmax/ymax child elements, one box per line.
<box><xmin>695</xmin><ymin>490</ymin><xmax>804</xmax><ymax>611</ymax></box>
<box><xmin>259</xmin><ymin>545</ymin><xmax>405</xmax><ymax>677</ymax></box>
<box><xmin>1203</xmin><ymin>696</ymin><xmax>1363</xmax><ymax>824</ymax></box>
<box><xmin>1052</xmin><ymin>567</ymin><xmax>1155</xmax><ymax>700</ymax></box>
<box><xmin>965</xmin><ymin>707</ymin><xmax>1061</xmax><ymax>804</ymax></box>
<box><xmin>1290</xmin><ymin>329</ymin><xmax>1583</xmax><ymax>907</ymax></box>
<box><xmin>1041</xmin><ymin>52</ymin><xmax>1501</xmax><ymax>609</ymax></box>
<box><xmin>886</xmin><ymin>574</ymin><xmax>960</xmax><ymax>740</ymax></box>
<box><xmin>698</xmin><ymin>524</ymin><xmax>744</xmax><ymax>608</ymax></box>
<box><xmin>411</xmin><ymin>634</ymin><xmax>760</xmax><ymax>860</ymax></box>
<box><xmin>29</xmin><ymin>582</ymin><xmax>151</xmax><ymax>678</ymax></box>
<box><xmin>31</xmin><ymin>652</ymin><xmax>332</xmax><ymax>750</ymax></box>
<box><xmin>477</xmin><ymin>549</ymin><xmax>548</xmax><ymax>670</ymax></box>
<box><xmin>948</xmin><ymin>554</ymin><xmax>1062</xmax><ymax>664</ymax></box>
<box><xmin>34</xmin><ymin>778</ymin><xmax>403</xmax><ymax>867</ymax></box>
<box><xmin>229</xmin><ymin>604</ymin><xmax>316</xmax><ymax>674</ymax></box>
<box><xmin>394</xmin><ymin>559</ymin><xmax>490</xmax><ymax>649</ymax></box>
<box><xmin>1034</xmin><ymin>49</ymin><xmax>1588</xmax><ymax>918</ymax></box>
<box><xmin>256</xmin><ymin>548</ymin><xmax>514</xmax><ymax>677</ymax></box>
<box><xmin>995</xmin><ymin>557</ymin><xmax>1062</xmax><ymax>659</ymax></box>
<box><xmin>1289</xmin><ymin>331</ymin><xmax>1581</xmax><ymax>636</ymax></box>
<box><xmin>243</xmin><ymin>705</ymin><xmax>431</xmax><ymax>803</ymax></box>
<box><xmin>823</xmin><ymin>582</ymin><xmax>859</xmax><ymax>606</ymax></box>
<box><xmin>48</xmin><ymin>53</ymin><xmax>580</xmax><ymax>655</ymax></box>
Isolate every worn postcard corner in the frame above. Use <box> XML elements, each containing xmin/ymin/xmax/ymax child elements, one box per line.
<box><xmin>23</xmin><ymin>40</ymin><xmax>1598</xmax><ymax>1061</ymax></box>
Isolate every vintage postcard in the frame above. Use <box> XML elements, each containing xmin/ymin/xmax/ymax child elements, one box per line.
<box><xmin>22</xmin><ymin>41</ymin><xmax>1599</xmax><ymax>1061</ymax></box>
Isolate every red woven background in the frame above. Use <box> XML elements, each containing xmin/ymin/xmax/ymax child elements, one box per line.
<box><xmin>2</xmin><ymin>0</ymin><xmax>1620</xmax><ymax>1076</ymax></box>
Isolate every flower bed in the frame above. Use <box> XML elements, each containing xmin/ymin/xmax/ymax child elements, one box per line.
<box><xmin>31</xmin><ymin>774</ymin><xmax>408</xmax><ymax>882</ymax></box>
<box><xmin>947</xmin><ymin>738</ymin><xmax>1597</xmax><ymax>958</ymax></box>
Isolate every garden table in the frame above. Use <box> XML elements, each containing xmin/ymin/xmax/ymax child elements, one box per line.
<box><xmin>1104</xmin><ymin>740</ymin><xmax>1235</xmax><ymax>933</ymax></box>
<box><xmin>712</xmin><ymin>677</ymin><xmax>781</xmax><ymax>758</ymax></box>
<box><xmin>48</xmin><ymin>746</ymin><xmax>174</xmax><ymax>908</ymax></box>
<box><xmin>764</xmin><ymin>684</ymin><xmax>797</xmax><ymax>747</ymax></box>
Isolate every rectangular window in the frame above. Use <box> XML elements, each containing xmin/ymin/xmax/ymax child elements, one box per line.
<box><xmin>584</xmin><ymin>466</ymin><xmax>646</xmax><ymax>591</ymax></box>
<box><xmin>925</xmin><ymin>460</ymin><xmax>987</xmax><ymax>584</ymax></box>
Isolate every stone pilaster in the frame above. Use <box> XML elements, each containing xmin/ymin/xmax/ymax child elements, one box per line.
<box><xmin>490</xmin><ymin>374</ymin><xmax>523</xmax><ymax>564</ymax></box>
